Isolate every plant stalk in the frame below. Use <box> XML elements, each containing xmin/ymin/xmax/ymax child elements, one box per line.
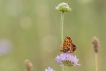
<box><xmin>95</xmin><ymin>53</ymin><xmax>98</xmax><ymax>71</ymax></box>
<box><xmin>61</xmin><ymin>11</ymin><xmax>64</xmax><ymax>44</ymax></box>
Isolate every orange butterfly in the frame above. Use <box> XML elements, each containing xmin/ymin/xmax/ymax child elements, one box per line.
<box><xmin>60</xmin><ymin>36</ymin><xmax>76</xmax><ymax>53</ymax></box>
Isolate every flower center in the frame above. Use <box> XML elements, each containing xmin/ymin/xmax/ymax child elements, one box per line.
<box><xmin>62</xmin><ymin>60</ymin><xmax>73</xmax><ymax>66</ymax></box>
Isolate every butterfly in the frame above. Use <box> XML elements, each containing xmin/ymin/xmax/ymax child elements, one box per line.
<box><xmin>60</xmin><ymin>36</ymin><xmax>76</xmax><ymax>53</ymax></box>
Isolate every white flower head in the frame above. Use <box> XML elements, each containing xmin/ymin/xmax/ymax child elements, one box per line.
<box><xmin>56</xmin><ymin>2</ymin><xmax>71</xmax><ymax>12</ymax></box>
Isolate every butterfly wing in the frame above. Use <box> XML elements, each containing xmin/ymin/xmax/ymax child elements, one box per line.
<box><xmin>60</xmin><ymin>36</ymin><xmax>76</xmax><ymax>53</ymax></box>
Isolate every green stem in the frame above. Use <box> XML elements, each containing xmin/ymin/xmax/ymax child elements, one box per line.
<box><xmin>61</xmin><ymin>11</ymin><xmax>64</xmax><ymax>43</ymax></box>
<box><xmin>62</xmin><ymin>66</ymin><xmax>65</xmax><ymax>71</ymax></box>
<box><xmin>61</xmin><ymin>11</ymin><xmax>65</xmax><ymax>71</ymax></box>
<box><xmin>63</xmin><ymin>66</ymin><xmax>69</xmax><ymax>71</ymax></box>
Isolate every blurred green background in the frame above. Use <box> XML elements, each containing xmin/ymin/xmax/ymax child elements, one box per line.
<box><xmin>0</xmin><ymin>0</ymin><xmax>106</xmax><ymax>71</ymax></box>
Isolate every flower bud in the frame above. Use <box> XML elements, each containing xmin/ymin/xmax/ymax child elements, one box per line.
<box><xmin>92</xmin><ymin>36</ymin><xmax>100</xmax><ymax>53</ymax></box>
<box><xmin>25</xmin><ymin>59</ymin><xmax>33</xmax><ymax>71</ymax></box>
<box><xmin>56</xmin><ymin>2</ymin><xmax>71</xmax><ymax>12</ymax></box>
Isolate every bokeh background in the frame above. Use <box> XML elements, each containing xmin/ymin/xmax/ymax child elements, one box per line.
<box><xmin>0</xmin><ymin>0</ymin><xmax>106</xmax><ymax>71</ymax></box>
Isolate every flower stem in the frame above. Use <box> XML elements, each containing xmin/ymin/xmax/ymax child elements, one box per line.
<box><xmin>62</xmin><ymin>66</ymin><xmax>65</xmax><ymax>71</ymax></box>
<box><xmin>61</xmin><ymin>11</ymin><xmax>64</xmax><ymax>44</ymax></box>
<box><xmin>61</xmin><ymin>11</ymin><xmax>65</xmax><ymax>71</ymax></box>
<box><xmin>64</xmin><ymin>66</ymin><xmax>68</xmax><ymax>71</ymax></box>
<box><xmin>95</xmin><ymin>53</ymin><xmax>98</xmax><ymax>71</ymax></box>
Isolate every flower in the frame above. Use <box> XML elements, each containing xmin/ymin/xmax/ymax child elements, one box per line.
<box><xmin>55</xmin><ymin>53</ymin><xmax>80</xmax><ymax>67</ymax></box>
<box><xmin>45</xmin><ymin>67</ymin><xmax>55</xmax><ymax>71</ymax></box>
<box><xmin>56</xmin><ymin>2</ymin><xmax>71</xmax><ymax>12</ymax></box>
<box><xmin>25</xmin><ymin>59</ymin><xmax>33</xmax><ymax>71</ymax></box>
<box><xmin>92</xmin><ymin>36</ymin><xmax>100</xmax><ymax>53</ymax></box>
<box><xmin>0</xmin><ymin>48</ymin><xmax>2</xmax><ymax>56</ymax></box>
<box><xmin>0</xmin><ymin>39</ymin><xmax>13</xmax><ymax>56</ymax></box>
